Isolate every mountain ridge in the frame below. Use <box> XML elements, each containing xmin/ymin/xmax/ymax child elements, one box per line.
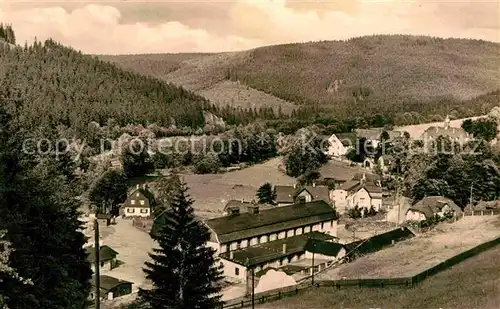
<box><xmin>102</xmin><ymin>34</ymin><xmax>500</xmax><ymax>125</ymax></box>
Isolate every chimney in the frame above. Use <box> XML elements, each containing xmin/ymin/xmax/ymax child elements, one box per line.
<box><xmin>136</xmin><ymin>184</ymin><xmax>140</xmax><ymax>190</ymax></box>
<box><xmin>282</xmin><ymin>243</ymin><xmax>286</xmax><ymax>254</ymax></box>
<box><xmin>230</xmin><ymin>251</ymin><xmax>234</xmax><ymax>259</ymax></box>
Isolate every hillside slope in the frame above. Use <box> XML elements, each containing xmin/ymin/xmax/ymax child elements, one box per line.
<box><xmin>0</xmin><ymin>40</ymin><xmax>218</xmax><ymax>136</ymax></box>
<box><xmin>258</xmin><ymin>243</ymin><xmax>500</xmax><ymax>309</ymax></box>
<box><xmin>104</xmin><ymin>35</ymin><xmax>500</xmax><ymax>123</ymax></box>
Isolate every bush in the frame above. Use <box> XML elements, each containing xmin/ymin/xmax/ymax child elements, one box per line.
<box><xmin>192</xmin><ymin>153</ymin><xmax>221</xmax><ymax>174</ymax></box>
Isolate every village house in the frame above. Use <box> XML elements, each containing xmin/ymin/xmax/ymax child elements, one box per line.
<box><xmin>420</xmin><ymin>115</ymin><xmax>471</xmax><ymax>145</ymax></box>
<box><xmin>355</xmin><ymin>128</ymin><xmax>403</xmax><ymax>148</ymax></box>
<box><xmin>321</xmin><ymin>133</ymin><xmax>356</xmax><ymax>157</ymax></box>
<box><xmin>332</xmin><ymin>173</ymin><xmax>383</xmax><ymax>213</ymax></box>
<box><xmin>275</xmin><ymin>184</ymin><xmax>331</xmax><ymax>207</ymax></box>
<box><xmin>122</xmin><ymin>184</ymin><xmax>155</xmax><ymax>218</ymax></box>
<box><xmin>90</xmin><ymin>275</ymin><xmax>133</xmax><ymax>301</ymax></box>
<box><xmin>200</xmin><ymin>200</ymin><xmax>338</xmax><ymax>283</ymax></box>
<box><xmin>405</xmin><ymin>196</ymin><xmax>462</xmax><ymax>222</ymax></box>
<box><xmin>274</xmin><ymin>185</ymin><xmax>297</xmax><ymax>207</ymax></box>
<box><xmin>86</xmin><ymin>245</ymin><xmax>119</xmax><ymax>272</ymax></box>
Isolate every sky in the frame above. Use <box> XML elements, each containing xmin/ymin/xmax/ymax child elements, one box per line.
<box><xmin>0</xmin><ymin>0</ymin><xmax>498</xmax><ymax>54</ymax></box>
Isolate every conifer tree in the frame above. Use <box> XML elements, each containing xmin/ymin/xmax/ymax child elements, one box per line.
<box><xmin>0</xmin><ymin>90</ymin><xmax>91</xmax><ymax>309</ymax></box>
<box><xmin>140</xmin><ymin>175</ymin><xmax>223</xmax><ymax>309</ymax></box>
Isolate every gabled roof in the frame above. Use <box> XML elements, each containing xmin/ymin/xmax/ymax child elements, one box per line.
<box><xmin>297</xmin><ymin>185</ymin><xmax>330</xmax><ymax>203</ymax></box>
<box><xmin>335</xmin><ymin>133</ymin><xmax>357</xmax><ymax>147</ymax></box>
<box><xmin>205</xmin><ymin>200</ymin><xmax>337</xmax><ymax>244</ymax></box>
<box><xmin>275</xmin><ymin>185</ymin><xmax>296</xmax><ymax>203</ymax></box>
<box><xmin>421</xmin><ymin>126</ymin><xmax>469</xmax><ymax>140</ymax></box>
<box><xmin>86</xmin><ymin>245</ymin><xmax>118</xmax><ymax>263</ymax></box>
<box><xmin>408</xmin><ymin>196</ymin><xmax>462</xmax><ymax>218</ymax></box>
<box><xmin>91</xmin><ymin>275</ymin><xmax>132</xmax><ymax>292</ymax></box>
<box><xmin>123</xmin><ymin>187</ymin><xmax>154</xmax><ymax>208</ymax></box>
<box><xmin>220</xmin><ymin>231</ymin><xmax>335</xmax><ymax>267</ymax></box>
<box><xmin>304</xmin><ymin>238</ymin><xmax>345</xmax><ymax>257</ymax></box>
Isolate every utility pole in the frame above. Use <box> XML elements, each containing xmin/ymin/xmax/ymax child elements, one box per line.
<box><xmin>251</xmin><ymin>266</ymin><xmax>255</xmax><ymax>309</ymax></box>
<box><xmin>469</xmin><ymin>183</ymin><xmax>474</xmax><ymax>210</ymax></box>
<box><xmin>311</xmin><ymin>241</ymin><xmax>315</xmax><ymax>286</ymax></box>
<box><xmin>94</xmin><ymin>217</ymin><xmax>100</xmax><ymax>309</ymax></box>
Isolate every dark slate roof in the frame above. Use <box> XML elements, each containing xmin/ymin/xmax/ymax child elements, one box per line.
<box><xmin>422</xmin><ymin>126</ymin><xmax>469</xmax><ymax>140</ymax></box>
<box><xmin>275</xmin><ymin>185</ymin><xmax>296</xmax><ymax>203</ymax></box>
<box><xmin>304</xmin><ymin>239</ymin><xmax>345</xmax><ymax>257</ymax></box>
<box><xmin>220</xmin><ymin>231</ymin><xmax>336</xmax><ymax>267</ymax></box>
<box><xmin>338</xmin><ymin>180</ymin><xmax>382</xmax><ymax>196</ymax></box>
<box><xmin>335</xmin><ymin>133</ymin><xmax>357</xmax><ymax>147</ymax></box>
<box><xmin>205</xmin><ymin>200</ymin><xmax>337</xmax><ymax>244</ymax></box>
<box><xmin>123</xmin><ymin>187</ymin><xmax>154</xmax><ymax>208</ymax></box>
<box><xmin>86</xmin><ymin>245</ymin><xmax>118</xmax><ymax>263</ymax></box>
<box><xmin>223</xmin><ymin>200</ymin><xmax>274</xmax><ymax>214</ymax></box>
<box><xmin>346</xmin><ymin>227</ymin><xmax>414</xmax><ymax>258</ymax></box>
<box><xmin>298</xmin><ymin>185</ymin><xmax>330</xmax><ymax>203</ymax></box>
<box><xmin>409</xmin><ymin>196</ymin><xmax>462</xmax><ymax>218</ymax></box>
<box><xmin>91</xmin><ymin>275</ymin><xmax>132</xmax><ymax>292</ymax></box>
<box><xmin>352</xmin><ymin>172</ymin><xmax>380</xmax><ymax>182</ymax></box>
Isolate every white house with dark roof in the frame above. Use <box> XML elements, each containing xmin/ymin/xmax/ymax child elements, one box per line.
<box><xmin>406</xmin><ymin>196</ymin><xmax>462</xmax><ymax>222</ymax></box>
<box><xmin>332</xmin><ymin>173</ymin><xmax>383</xmax><ymax>213</ymax></box>
<box><xmin>420</xmin><ymin>115</ymin><xmax>471</xmax><ymax>144</ymax></box>
<box><xmin>295</xmin><ymin>184</ymin><xmax>331</xmax><ymax>204</ymax></box>
<box><xmin>203</xmin><ymin>200</ymin><xmax>338</xmax><ymax>282</ymax></box>
<box><xmin>122</xmin><ymin>184</ymin><xmax>155</xmax><ymax>218</ymax></box>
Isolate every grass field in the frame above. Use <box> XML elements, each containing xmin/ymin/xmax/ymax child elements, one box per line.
<box><xmin>257</xmin><ymin>242</ymin><xmax>500</xmax><ymax>309</ymax></box>
<box><xmin>180</xmin><ymin>157</ymin><xmax>295</xmax><ymax>219</ymax></box>
<box><xmin>318</xmin><ymin>215</ymin><xmax>500</xmax><ymax>280</ymax></box>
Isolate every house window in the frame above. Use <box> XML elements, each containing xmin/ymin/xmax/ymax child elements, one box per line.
<box><xmin>236</xmin><ymin>241</ymin><xmax>241</xmax><ymax>250</ymax></box>
<box><xmin>131</xmin><ymin>200</ymin><xmax>136</xmax><ymax>205</ymax></box>
<box><xmin>235</xmin><ymin>268</ymin><xmax>239</xmax><ymax>276</ymax></box>
<box><xmin>219</xmin><ymin>262</ymin><xmax>224</xmax><ymax>268</ymax></box>
<box><xmin>136</xmin><ymin>192</ymin><xmax>140</xmax><ymax>197</ymax></box>
<box><xmin>127</xmin><ymin>208</ymin><xmax>135</xmax><ymax>213</ymax></box>
<box><xmin>101</xmin><ymin>261</ymin><xmax>104</xmax><ymax>267</ymax></box>
<box><xmin>140</xmin><ymin>200</ymin><xmax>145</xmax><ymax>205</ymax></box>
<box><xmin>140</xmin><ymin>209</ymin><xmax>149</xmax><ymax>214</ymax></box>
<box><xmin>279</xmin><ymin>259</ymin><xmax>284</xmax><ymax>266</ymax></box>
<box><xmin>321</xmin><ymin>222</ymin><xmax>324</xmax><ymax>229</ymax></box>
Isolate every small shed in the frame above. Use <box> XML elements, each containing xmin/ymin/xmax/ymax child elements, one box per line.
<box><xmin>90</xmin><ymin>275</ymin><xmax>133</xmax><ymax>301</ymax></box>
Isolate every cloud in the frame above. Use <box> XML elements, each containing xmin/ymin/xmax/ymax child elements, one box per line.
<box><xmin>0</xmin><ymin>0</ymin><xmax>498</xmax><ymax>54</ymax></box>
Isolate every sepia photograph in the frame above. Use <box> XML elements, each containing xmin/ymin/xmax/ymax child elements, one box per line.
<box><xmin>0</xmin><ymin>1</ymin><xmax>499</xmax><ymax>309</ymax></box>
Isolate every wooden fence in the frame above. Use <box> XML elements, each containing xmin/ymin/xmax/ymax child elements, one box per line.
<box><xmin>221</xmin><ymin>235</ymin><xmax>500</xmax><ymax>308</ymax></box>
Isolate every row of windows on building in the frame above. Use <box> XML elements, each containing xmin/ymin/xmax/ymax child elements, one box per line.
<box><xmin>221</xmin><ymin>220</ymin><xmax>334</xmax><ymax>253</ymax></box>
<box><xmin>221</xmin><ymin>252</ymin><xmax>306</xmax><ymax>276</ymax></box>
<box><xmin>126</xmin><ymin>208</ymin><xmax>149</xmax><ymax>213</ymax></box>
<box><xmin>130</xmin><ymin>199</ymin><xmax>145</xmax><ymax>205</ymax></box>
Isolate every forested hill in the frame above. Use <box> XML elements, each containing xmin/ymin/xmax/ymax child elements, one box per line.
<box><xmin>105</xmin><ymin>35</ymin><xmax>500</xmax><ymax>126</ymax></box>
<box><xmin>0</xmin><ymin>39</ymin><xmax>217</xmax><ymax>137</ymax></box>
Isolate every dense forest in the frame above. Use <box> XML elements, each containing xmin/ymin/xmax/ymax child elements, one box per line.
<box><xmin>0</xmin><ymin>24</ymin><xmax>15</xmax><ymax>45</ymax></box>
<box><xmin>107</xmin><ymin>35</ymin><xmax>500</xmax><ymax>128</ymax></box>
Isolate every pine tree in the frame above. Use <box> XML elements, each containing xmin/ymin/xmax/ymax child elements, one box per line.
<box><xmin>0</xmin><ymin>91</ymin><xmax>92</xmax><ymax>309</ymax></box>
<box><xmin>256</xmin><ymin>182</ymin><xmax>276</xmax><ymax>204</ymax></box>
<box><xmin>140</xmin><ymin>175</ymin><xmax>223</xmax><ymax>309</ymax></box>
